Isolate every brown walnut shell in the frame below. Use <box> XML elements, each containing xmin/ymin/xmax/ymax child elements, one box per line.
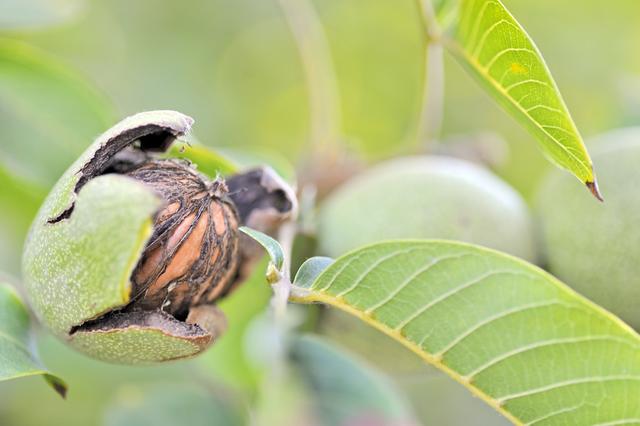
<box><xmin>126</xmin><ymin>159</ymin><xmax>239</xmax><ymax>319</ymax></box>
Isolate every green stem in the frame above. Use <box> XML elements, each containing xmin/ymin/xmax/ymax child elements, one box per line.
<box><xmin>271</xmin><ymin>220</ymin><xmax>296</xmax><ymax>322</ymax></box>
<box><xmin>414</xmin><ymin>0</ymin><xmax>445</xmax><ymax>153</ymax></box>
<box><xmin>277</xmin><ymin>0</ymin><xmax>342</xmax><ymax>151</ymax></box>
<box><xmin>417</xmin><ymin>42</ymin><xmax>445</xmax><ymax>151</ymax></box>
<box><xmin>417</xmin><ymin>0</ymin><xmax>441</xmax><ymax>40</ymax></box>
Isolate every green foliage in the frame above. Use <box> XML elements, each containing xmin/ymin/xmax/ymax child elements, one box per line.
<box><xmin>0</xmin><ymin>164</ymin><xmax>45</xmax><ymax>230</ymax></box>
<box><xmin>0</xmin><ymin>165</ymin><xmax>46</xmax><ymax>274</ymax></box>
<box><xmin>0</xmin><ymin>0</ymin><xmax>637</xmax><ymax>424</ymax></box>
<box><xmin>293</xmin><ymin>257</ymin><xmax>334</xmax><ymax>289</ymax></box>
<box><xmin>290</xmin><ymin>334</ymin><xmax>417</xmax><ymax>425</ymax></box>
<box><xmin>103</xmin><ymin>383</ymin><xmax>245</xmax><ymax>426</ymax></box>
<box><xmin>445</xmin><ymin>0</ymin><xmax>596</xmax><ymax>189</ymax></box>
<box><xmin>536</xmin><ymin>128</ymin><xmax>640</xmax><ymax>329</ymax></box>
<box><xmin>318</xmin><ymin>156</ymin><xmax>536</xmax><ymax>262</ymax></box>
<box><xmin>239</xmin><ymin>227</ymin><xmax>285</xmax><ymax>271</ymax></box>
<box><xmin>291</xmin><ymin>241</ymin><xmax>640</xmax><ymax>425</ymax></box>
<box><xmin>0</xmin><ymin>38</ymin><xmax>114</xmax><ymax>185</ymax></box>
<box><xmin>0</xmin><ymin>306</ymin><xmax>259</xmax><ymax>426</ymax></box>
<box><xmin>316</xmin><ymin>309</ymin><xmax>511</xmax><ymax>425</ymax></box>
<box><xmin>0</xmin><ymin>283</ymin><xmax>66</xmax><ymax>397</ymax></box>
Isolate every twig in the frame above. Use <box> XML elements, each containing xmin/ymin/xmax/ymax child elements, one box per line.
<box><xmin>417</xmin><ymin>0</ymin><xmax>441</xmax><ymax>41</ymax></box>
<box><xmin>270</xmin><ymin>220</ymin><xmax>297</xmax><ymax>322</ymax></box>
<box><xmin>277</xmin><ymin>0</ymin><xmax>342</xmax><ymax>151</ymax></box>
<box><xmin>414</xmin><ymin>0</ymin><xmax>445</xmax><ymax>152</ymax></box>
<box><xmin>416</xmin><ymin>42</ymin><xmax>445</xmax><ymax>150</ymax></box>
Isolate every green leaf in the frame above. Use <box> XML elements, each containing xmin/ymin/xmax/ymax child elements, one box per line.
<box><xmin>0</xmin><ymin>282</ymin><xmax>66</xmax><ymax>397</ymax></box>
<box><xmin>0</xmin><ymin>39</ymin><xmax>115</xmax><ymax>186</ymax></box>
<box><xmin>444</xmin><ymin>0</ymin><xmax>599</xmax><ymax>196</ymax></box>
<box><xmin>290</xmin><ymin>241</ymin><xmax>640</xmax><ymax>425</ymax></box>
<box><xmin>293</xmin><ymin>257</ymin><xmax>334</xmax><ymax>289</ymax></box>
<box><xmin>0</xmin><ymin>163</ymin><xmax>45</xmax><ymax>213</ymax></box>
<box><xmin>0</xmin><ymin>164</ymin><xmax>47</xmax><ymax>273</ymax></box>
<box><xmin>0</xmin><ymin>163</ymin><xmax>46</xmax><ymax>232</ymax></box>
<box><xmin>239</xmin><ymin>227</ymin><xmax>285</xmax><ymax>271</ymax></box>
<box><xmin>290</xmin><ymin>334</ymin><xmax>417</xmax><ymax>426</ymax></box>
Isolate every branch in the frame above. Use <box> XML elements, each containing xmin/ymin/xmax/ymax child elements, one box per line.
<box><xmin>414</xmin><ymin>0</ymin><xmax>445</xmax><ymax>152</ymax></box>
<box><xmin>277</xmin><ymin>0</ymin><xmax>342</xmax><ymax>151</ymax></box>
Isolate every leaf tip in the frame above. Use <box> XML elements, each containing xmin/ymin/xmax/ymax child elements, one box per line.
<box><xmin>45</xmin><ymin>375</ymin><xmax>68</xmax><ymax>399</ymax></box>
<box><xmin>586</xmin><ymin>180</ymin><xmax>604</xmax><ymax>202</ymax></box>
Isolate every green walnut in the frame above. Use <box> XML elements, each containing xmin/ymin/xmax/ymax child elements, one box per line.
<box><xmin>318</xmin><ymin>156</ymin><xmax>536</xmax><ymax>262</ymax></box>
<box><xmin>22</xmin><ymin>110</ymin><xmax>295</xmax><ymax>364</ymax></box>
<box><xmin>536</xmin><ymin>128</ymin><xmax>640</xmax><ymax>329</ymax></box>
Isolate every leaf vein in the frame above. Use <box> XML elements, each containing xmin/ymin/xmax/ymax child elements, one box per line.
<box><xmin>334</xmin><ymin>248</ymin><xmax>420</xmax><ymax>298</ymax></box>
<box><xmin>364</xmin><ymin>253</ymin><xmax>469</xmax><ymax>315</ymax></box>
<box><xmin>497</xmin><ymin>375</ymin><xmax>640</xmax><ymax>404</ymax></box>
<box><xmin>394</xmin><ymin>269</ymin><xmax>530</xmax><ymax>333</ymax></box>
<box><xmin>482</xmin><ymin>47</ymin><xmax>537</xmax><ymax>73</ymax></box>
<box><xmin>465</xmin><ymin>336</ymin><xmax>640</xmax><ymax>380</ymax></box>
<box><xmin>472</xmin><ymin>19</ymin><xmax>521</xmax><ymax>59</ymax></box>
<box><xmin>525</xmin><ymin>104</ymin><xmax>563</xmax><ymax>114</ymax></box>
<box><xmin>435</xmin><ymin>301</ymin><xmax>587</xmax><ymax>357</ymax></box>
<box><xmin>464</xmin><ymin>0</ymin><xmax>500</xmax><ymax>51</ymax></box>
<box><xmin>504</xmin><ymin>79</ymin><xmax>552</xmax><ymax>92</ymax></box>
<box><xmin>524</xmin><ymin>403</ymin><xmax>586</xmax><ymax>426</ymax></box>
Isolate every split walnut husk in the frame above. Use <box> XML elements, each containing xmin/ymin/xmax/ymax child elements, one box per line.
<box><xmin>22</xmin><ymin>111</ymin><xmax>297</xmax><ymax>363</ymax></box>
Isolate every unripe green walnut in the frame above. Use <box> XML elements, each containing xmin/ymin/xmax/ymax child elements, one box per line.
<box><xmin>536</xmin><ymin>128</ymin><xmax>640</xmax><ymax>329</ymax></box>
<box><xmin>22</xmin><ymin>111</ymin><xmax>295</xmax><ymax>364</ymax></box>
<box><xmin>318</xmin><ymin>156</ymin><xmax>536</xmax><ymax>262</ymax></box>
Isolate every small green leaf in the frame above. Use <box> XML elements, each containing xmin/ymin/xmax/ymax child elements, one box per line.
<box><xmin>291</xmin><ymin>241</ymin><xmax>640</xmax><ymax>425</ymax></box>
<box><xmin>239</xmin><ymin>227</ymin><xmax>285</xmax><ymax>271</ymax></box>
<box><xmin>293</xmin><ymin>257</ymin><xmax>334</xmax><ymax>289</ymax></box>
<box><xmin>445</xmin><ymin>0</ymin><xmax>599</xmax><ymax>197</ymax></box>
<box><xmin>0</xmin><ymin>39</ymin><xmax>115</xmax><ymax>185</ymax></box>
<box><xmin>290</xmin><ymin>334</ymin><xmax>417</xmax><ymax>425</ymax></box>
<box><xmin>0</xmin><ymin>282</ymin><xmax>66</xmax><ymax>397</ymax></box>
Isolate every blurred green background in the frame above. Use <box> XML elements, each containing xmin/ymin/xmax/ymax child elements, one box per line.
<box><xmin>1</xmin><ymin>0</ymin><xmax>639</xmax><ymax>425</ymax></box>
